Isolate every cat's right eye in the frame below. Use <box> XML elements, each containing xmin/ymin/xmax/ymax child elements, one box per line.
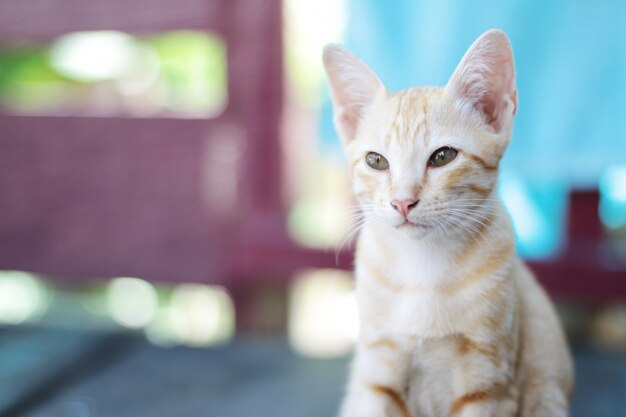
<box><xmin>365</xmin><ymin>152</ymin><xmax>389</xmax><ymax>170</ymax></box>
<box><xmin>428</xmin><ymin>147</ymin><xmax>458</xmax><ymax>168</ymax></box>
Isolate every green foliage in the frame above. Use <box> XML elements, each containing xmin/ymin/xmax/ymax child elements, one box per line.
<box><xmin>0</xmin><ymin>31</ymin><xmax>227</xmax><ymax>115</ymax></box>
<box><xmin>0</xmin><ymin>46</ymin><xmax>79</xmax><ymax>111</ymax></box>
<box><xmin>146</xmin><ymin>31</ymin><xmax>227</xmax><ymax>113</ymax></box>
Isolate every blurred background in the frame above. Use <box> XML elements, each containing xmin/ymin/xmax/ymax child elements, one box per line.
<box><xmin>0</xmin><ymin>0</ymin><xmax>625</xmax><ymax>416</ymax></box>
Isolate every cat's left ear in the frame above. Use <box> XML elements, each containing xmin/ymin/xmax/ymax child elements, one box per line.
<box><xmin>446</xmin><ymin>29</ymin><xmax>517</xmax><ymax>133</ymax></box>
<box><xmin>323</xmin><ymin>45</ymin><xmax>385</xmax><ymax>143</ymax></box>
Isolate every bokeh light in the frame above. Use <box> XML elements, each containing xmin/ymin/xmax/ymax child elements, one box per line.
<box><xmin>106</xmin><ymin>277</ymin><xmax>158</xmax><ymax>329</ymax></box>
<box><xmin>0</xmin><ymin>270</ymin><xmax>50</xmax><ymax>325</ymax></box>
<box><xmin>51</xmin><ymin>31</ymin><xmax>146</xmax><ymax>82</ymax></box>
<box><xmin>289</xmin><ymin>269</ymin><xmax>358</xmax><ymax>358</ymax></box>
<box><xmin>599</xmin><ymin>165</ymin><xmax>626</xmax><ymax>230</ymax></box>
<box><xmin>145</xmin><ymin>284</ymin><xmax>235</xmax><ymax>348</ymax></box>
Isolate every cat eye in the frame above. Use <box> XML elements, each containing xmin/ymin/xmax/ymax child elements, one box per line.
<box><xmin>429</xmin><ymin>147</ymin><xmax>458</xmax><ymax>168</ymax></box>
<box><xmin>365</xmin><ymin>152</ymin><xmax>389</xmax><ymax>170</ymax></box>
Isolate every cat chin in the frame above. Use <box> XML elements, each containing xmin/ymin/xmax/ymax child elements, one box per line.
<box><xmin>394</xmin><ymin>222</ymin><xmax>437</xmax><ymax>240</ymax></box>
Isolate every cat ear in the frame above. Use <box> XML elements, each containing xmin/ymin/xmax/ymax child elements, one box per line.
<box><xmin>323</xmin><ymin>44</ymin><xmax>385</xmax><ymax>142</ymax></box>
<box><xmin>446</xmin><ymin>29</ymin><xmax>517</xmax><ymax>133</ymax></box>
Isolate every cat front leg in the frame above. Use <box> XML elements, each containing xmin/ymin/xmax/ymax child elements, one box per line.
<box><xmin>450</xmin><ymin>388</ymin><xmax>517</xmax><ymax>417</ymax></box>
<box><xmin>449</xmin><ymin>335</ymin><xmax>519</xmax><ymax>417</ymax></box>
<box><xmin>519</xmin><ymin>382</ymin><xmax>569</xmax><ymax>417</ymax></box>
<box><xmin>339</xmin><ymin>337</ymin><xmax>412</xmax><ymax>417</ymax></box>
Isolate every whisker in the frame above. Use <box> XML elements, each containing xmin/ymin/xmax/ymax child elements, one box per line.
<box><xmin>335</xmin><ymin>215</ymin><xmax>384</xmax><ymax>263</ymax></box>
<box><xmin>444</xmin><ymin>207</ymin><xmax>500</xmax><ymax>244</ymax></box>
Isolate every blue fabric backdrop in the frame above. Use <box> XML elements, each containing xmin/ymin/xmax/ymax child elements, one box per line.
<box><xmin>320</xmin><ymin>0</ymin><xmax>626</xmax><ymax>258</ymax></box>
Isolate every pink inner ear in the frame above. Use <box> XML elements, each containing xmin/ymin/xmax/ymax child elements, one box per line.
<box><xmin>472</xmin><ymin>61</ymin><xmax>515</xmax><ymax>133</ymax></box>
<box><xmin>479</xmin><ymin>91</ymin><xmax>499</xmax><ymax>130</ymax></box>
<box><xmin>449</xmin><ymin>31</ymin><xmax>517</xmax><ymax>133</ymax></box>
<box><xmin>338</xmin><ymin>110</ymin><xmax>360</xmax><ymax>141</ymax></box>
<box><xmin>323</xmin><ymin>45</ymin><xmax>384</xmax><ymax>142</ymax></box>
<box><xmin>479</xmin><ymin>84</ymin><xmax>509</xmax><ymax>132</ymax></box>
<box><xmin>466</xmin><ymin>55</ymin><xmax>517</xmax><ymax>132</ymax></box>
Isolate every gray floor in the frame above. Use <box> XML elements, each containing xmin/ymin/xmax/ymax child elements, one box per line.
<box><xmin>1</xmin><ymin>326</ymin><xmax>625</xmax><ymax>417</ymax></box>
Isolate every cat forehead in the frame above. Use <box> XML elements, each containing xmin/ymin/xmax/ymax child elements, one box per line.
<box><xmin>360</xmin><ymin>87</ymin><xmax>448</xmax><ymax>145</ymax></box>
<box><xmin>391</xmin><ymin>86</ymin><xmax>442</xmax><ymax>110</ymax></box>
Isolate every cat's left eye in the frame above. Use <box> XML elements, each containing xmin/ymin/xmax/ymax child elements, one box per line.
<box><xmin>365</xmin><ymin>152</ymin><xmax>389</xmax><ymax>170</ymax></box>
<box><xmin>429</xmin><ymin>147</ymin><xmax>458</xmax><ymax>168</ymax></box>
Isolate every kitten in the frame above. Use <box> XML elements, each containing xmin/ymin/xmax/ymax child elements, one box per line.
<box><xmin>323</xmin><ymin>29</ymin><xmax>573</xmax><ymax>417</ymax></box>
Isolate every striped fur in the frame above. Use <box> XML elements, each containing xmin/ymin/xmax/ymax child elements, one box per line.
<box><xmin>324</xmin><ymin>30</ymin><xmax>573</xmax><ymax>417</ymax></box>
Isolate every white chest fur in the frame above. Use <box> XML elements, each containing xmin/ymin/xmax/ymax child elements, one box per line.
<box><xmin>356</xmin><ymin>224</ymin><xmax>466</xmax><ymax>337</ymax></box>
<box><xmin>355</xmin><ymin>224</ymin><xmax>508</xmax><ymax>340</ymax></box>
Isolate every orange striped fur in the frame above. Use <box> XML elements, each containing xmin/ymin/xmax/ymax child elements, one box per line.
<box><xmin>324</xmin><ymin>29</ymin><xmax>573</xmax><ymax>417</ymax></box>
<box><xmin>370</xmin><ymin>384</ymin><xmax>412</xmax><ymax>417</ymax></box>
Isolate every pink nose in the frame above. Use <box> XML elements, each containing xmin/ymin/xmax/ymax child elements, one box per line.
<box><xmin>390</xmin><ymin>198</ymin><xmax>418</xmax><ymax>218</ymax></box>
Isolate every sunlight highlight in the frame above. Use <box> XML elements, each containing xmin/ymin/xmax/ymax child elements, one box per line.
<box><xmin>51</xmin><ymin>31</ymin><xmax>146</xmax><ymax>82</ymax></box>
<box><xmin>0</xmin><ymin>271</ymin><xmax>49</xmax><ymax>325</ymax></box>
<box><xmin>289</xmin><ymin>269</ymin><xmax>358</xmax><ymax>358</ymax></box>
<box><xmin>285</xmin><ymin>0</ymin><xmax>348</xmax><ymax>103</ymax></box>
<box><xmin>599</xmin><ymin>165</ymin><xmax>626</xmax><ymax>229</ymax></box>
<box><xmin>145</xmin><ymin>284</ymin><xmax>234</xmax><ymax>347</ymax></box>
<box><xmin>106</xmin><ymin>277</ymin><xmax>158</xmax><ymax>329</ymax></box>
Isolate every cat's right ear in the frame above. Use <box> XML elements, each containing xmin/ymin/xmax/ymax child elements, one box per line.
<box><xmin>445</xmin><ymin>29</ymin><xmax>517</xmax><ymax>134</ymax></box>
<box><xmin>323</xmin><ymin>45</ymin><xmax>385</xmax><ymax>143</ymax></box>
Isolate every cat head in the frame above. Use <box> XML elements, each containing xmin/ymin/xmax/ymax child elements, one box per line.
<box><xmin>323</xmin><ymin>29</ymin><xmax>517</xmax><ymax>240</ymax></box>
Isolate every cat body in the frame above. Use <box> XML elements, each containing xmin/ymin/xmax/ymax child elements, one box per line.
<box><xmin>323</xmin><ymin>30</ymin><xmax>573</xmax><ymax>417</ymax></box>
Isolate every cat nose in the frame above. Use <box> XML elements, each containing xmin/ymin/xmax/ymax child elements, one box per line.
<box><xmin>390</xmin><ymin>198</ymin><xmax>418</xmax><ymax>218</ymax></box>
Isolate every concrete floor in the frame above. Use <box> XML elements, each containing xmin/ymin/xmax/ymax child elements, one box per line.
<box><xmin>1</xmin><ymin>326</ymin><xmax>625</xmax><ymax>417</ymax></box>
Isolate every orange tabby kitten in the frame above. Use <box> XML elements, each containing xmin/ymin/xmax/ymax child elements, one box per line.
<box><xmin>323</xmin><ymin>29</ymin><xmax>573</xmax><ymax>417</ymax></box>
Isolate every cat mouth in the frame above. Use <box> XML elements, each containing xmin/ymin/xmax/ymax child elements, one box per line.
<box><xmin>397</xmin><ymin>220</ymin><xmax>432</xmax><ymax>229</ymax></box>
